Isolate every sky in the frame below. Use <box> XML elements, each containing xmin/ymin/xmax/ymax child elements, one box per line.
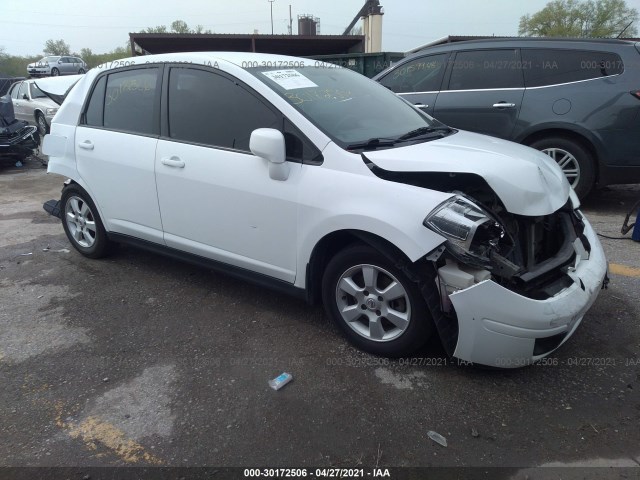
<box><xmin>2</xmin><ymin>0</ymin><xmax>640</xmax><ymax>57</ymax></box>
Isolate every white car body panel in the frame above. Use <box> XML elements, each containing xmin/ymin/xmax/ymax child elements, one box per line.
<box><xmin>74</xmin><ymin>128</ymin><xmax>164</xmax><ymax>244</ymax></box>
<box><xmin>155</xmin><ymin>139</ymin><xmax>300</xmax><ymax>282</ymax></box>
<box><xmin>41</xmin><ymin>51</ymin><xmax>607</xmax><ymax>368</ymax></box>
<box><xmin>365</xmin><ymin>130</ymin><xmax>570</xmax><ymax>216</ymax></box>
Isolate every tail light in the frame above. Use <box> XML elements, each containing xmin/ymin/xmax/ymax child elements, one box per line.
<box><xmin>631</xmin><ymin>90</ymin><xmax>640</xmax><ymax>100</ymax></box>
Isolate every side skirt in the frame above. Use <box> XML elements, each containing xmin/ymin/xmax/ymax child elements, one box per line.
<box><xmin>108</xmin><ymin>232</ymin><xmax>308</xmax><ymax>302</ymax></box>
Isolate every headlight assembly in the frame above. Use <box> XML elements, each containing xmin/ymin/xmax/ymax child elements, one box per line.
<box><xmin>46</xmin><ymin>108</ymin><xmax>58</xmax><ymax>116</ymax></box>
<box><xmin>424</xmin><ymin>195</ymin><xmax>505</xmax><ymax>266</ymax></box>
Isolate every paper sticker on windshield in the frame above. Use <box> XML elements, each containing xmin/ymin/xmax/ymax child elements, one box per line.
<box><xmin>261</xmin><ymin>70</ymin><xmax>318</xmax><ymax>90</ymax></box>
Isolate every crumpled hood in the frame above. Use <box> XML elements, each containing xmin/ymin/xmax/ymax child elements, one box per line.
<box><xmin>364</xmin><ymin>130</ymin><xmax>570</xmax><ymax>216</ymax></box>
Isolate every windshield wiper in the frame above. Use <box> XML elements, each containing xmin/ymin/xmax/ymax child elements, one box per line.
<box><xmin>346</xmin><ymin>137</ymin><xmax>398</xmax><ymax>151</ymax></box>
<box><xmin>397</xmin><ymin>126</ymin><xmax>453</xmax><ymax>141</ymax></box>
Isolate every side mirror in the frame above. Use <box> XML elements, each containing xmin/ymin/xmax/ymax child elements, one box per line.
<box><xmin>23</xmin><ymin>94</ymin><xmax>29</xmax><ymax>100</ymax></box>
<box><xmin>250</xmin><ymin>128</ymin><xmax>289</xmax><ymax>181</ymax></box>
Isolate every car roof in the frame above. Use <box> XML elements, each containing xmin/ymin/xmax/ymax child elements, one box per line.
<box><xmin>410</xmin><ymin>37</ymin><xmax>636</xmax><ymax>55</ymax></box>
<box><xmin>94</xmin><ymin>51</ymin><xmax>316</xmax><ymax>71</ymax></box>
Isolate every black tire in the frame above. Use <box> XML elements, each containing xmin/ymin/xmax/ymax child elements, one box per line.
<box><xmin>51</xmin><ymin>68</ymin><xmax>59</xmax><ymax>77</ymax></box>
<box><xmin>528</xmin><ymin>136</ymin><xmax>595</xmax><ymax>199</ymax></box>
<box><xmin>322</xmin><ymin>244</ymin><xmax>435</xmax><ymax>357</ymax></box>
<box><xmin>78</xmin><ymin>68</ymin><xmax>85</xmax><ymax>74</ymax></box>
<box><xmin>36</xmin><ymin>112</ymin><xmax>48</xmax><ymax>135</ymax></box>
<box><xmin>60</xmin><ymin>184</ymin><xmax>111</xmax><ymax>258</ymax></box>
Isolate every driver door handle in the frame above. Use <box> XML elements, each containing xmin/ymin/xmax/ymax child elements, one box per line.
<box><xmin>161</xmin><ymin>156</ymin><xmax>185</xmax><ymax>168</ymax></box>
<box><xmin>414</xmin><ymin>103</ymin><xmax>428</xmax><ymax>108</ymax></box>
<box><xmin>492</xmin><ymin>102</ymin><xmax>516</xmax><ymax>108</ymax></box>
<box><xmin>78</xmin><ymin>140</ymin><xmax>94</xmax><ymax>150</ymax></box>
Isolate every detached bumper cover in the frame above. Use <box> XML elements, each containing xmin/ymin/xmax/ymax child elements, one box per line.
<box><xmin>43</xmin><ymin>199</ymin><xmax>61</xmax><ymax>218</ymax></box>
<box><xmin>451</xmin><ymin>218</ymin><xmax>607</xmax><ymax>368</ymax></box>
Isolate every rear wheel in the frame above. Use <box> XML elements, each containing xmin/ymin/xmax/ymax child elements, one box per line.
<box><xmin>322</xmin><ymin>244</ymin><xmax>435</xmax><ymax>357</ymax></box>
<box><xmin>61</xmin><ymin>185</ymin><xmax>111</xmax><ymax>258</ymax></box>
<box><xmin>529</xmin><ymin>136</ymin><xmax>595</xmax><ymax>199</ymax></box>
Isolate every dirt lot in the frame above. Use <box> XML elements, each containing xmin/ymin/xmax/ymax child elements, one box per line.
<box><xmin>1</xmin><ymin>158</ymin><xmax>639</xmax><ymax>479</ymax></box>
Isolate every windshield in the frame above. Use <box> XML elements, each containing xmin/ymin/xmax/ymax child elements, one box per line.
<box><xmin>29</xmin><ymin>83</ymin><xmax>47</xmax><ymax>99</ymax></box>
<box><xmin>249</xmin><ymin>64</ymin><xmax>450</xmax><ymax>150</ymax></box>
<box><xmin>39</xmin><ymin>56</ymin><xmax>60</xmax><ymax>64</ymax></box>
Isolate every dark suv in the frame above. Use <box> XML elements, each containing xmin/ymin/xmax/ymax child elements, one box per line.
<box><xmin>374</xmin><ymin>38</ymin><xmax>640</xmax><ymax>198</ymax></box>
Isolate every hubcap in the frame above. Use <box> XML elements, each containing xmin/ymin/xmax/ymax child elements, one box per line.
<box><xmin>65</xmin><ymin>196</ymin><xmax>97</xmax><ymax>248</ymax></box>
<box><xmin>335</xmin><ymin>264</ymin><xmax>411</xmax><ymax>342</ymax></box>
<box><xmin>541</xmin><ymin>147</ymin><xmax>580</xmax><ymax>188</ymax></box>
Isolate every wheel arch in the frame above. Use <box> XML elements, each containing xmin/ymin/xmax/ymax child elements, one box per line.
<box><xmin>60</xmin><ymin>178</ymin><xmax>110</xmax><ymax>233</ymax></box>
<box><xmin>305</xmin><ymin>229</ymin><xmax>434</xmax><ymax>305</ymax></box>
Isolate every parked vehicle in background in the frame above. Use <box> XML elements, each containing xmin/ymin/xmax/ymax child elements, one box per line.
<box><xmin>27</xmin><ymin>56</ymin><xmax>87</xmax><ymax>77</ymax></box>
<box><xmin>41</xmin><ymin>52</ymin><xmax>607</xmax><ymax>368</ymax></box>
<box><xmin>374</xmin><ymin>38</ymin><xmax>640</xmax><ymax>198</ymax></box>
<box><xmin>0</xmin><ymin>94</ymin><xmax>39</xmax><ymax>164</ymax></box>
<box><xmin>8</xmin><ymin>79</ymin><xmax>59</xmax><ymax>135</ymax></box>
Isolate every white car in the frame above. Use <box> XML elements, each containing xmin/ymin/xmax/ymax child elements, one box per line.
<box><xmin>41</xmin><ymin>52</ymin><xmax>608</xmax><ymax>368</ymax></box>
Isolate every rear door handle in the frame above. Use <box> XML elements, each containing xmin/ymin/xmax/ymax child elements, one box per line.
<box><xmin>161</xmin><ymin>156</ymin><xmax>185</xmax><ymax>168</ymax></box>
<box><xmin>414</xmin><ymin>103</ymin><xmax>428</xmax><ymax>108</ymax></box>
<box><xmin>78</xmin><ymin>140</ymin><xmax>94</xmax><ymax>150</ymax></box>
<box><xmin>492</xmin><ymin>102</ymin><xmax>516</xmax><ymax>108</ymax></box>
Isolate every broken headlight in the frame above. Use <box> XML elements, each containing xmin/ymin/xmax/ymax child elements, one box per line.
<box><xmin>424</xmin><ymin>195</ymin><xmax>505</xmax><ymax>266</ymax></box>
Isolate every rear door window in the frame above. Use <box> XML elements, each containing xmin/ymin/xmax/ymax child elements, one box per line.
<box><xmin>522</xmin><ymin>49</ymin><xmax>624</xmax><ymax>87</ymax></box>
<box><xmin>379</xmin><ymin>53</ymin><xmax>449</xmax><ymax>93</ymax></box>
<box><xmin>447</xmin><ymin>49</ymin><xmax>524</xmax><ymax>90</ymax></box>
<box><xmin>102</xmin><ymin>68</ymin><xmax>159</xmax><ymax>135</ymax></box>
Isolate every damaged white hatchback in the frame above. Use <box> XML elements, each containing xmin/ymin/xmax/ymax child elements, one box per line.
<box><xmin>41</xmin><ymin>53</ymin><xmax>608</xmax><ymax>368</ymax></box>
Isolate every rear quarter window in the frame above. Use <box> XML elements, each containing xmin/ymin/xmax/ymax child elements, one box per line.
<box><xmin>522</xmin><ymin>49</ymin><xmax>624</xmax><ymax>87</ymax></box>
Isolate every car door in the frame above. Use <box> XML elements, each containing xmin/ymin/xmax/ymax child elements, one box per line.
<box><xmin>74</xmin><ymin>66</ymin><xmax>164</xmax><ymax>243</ymax></box>
<box><xmin>61</xmin><ymin>57</ymin><xmax>72</xmax><ymax>75</ymax></box>
<box><xmin>11</xmin><ymin>82</ymin><xmax>27</xmax><ymax>122</ymax></box>
<box><xmin>433</xmin><ymin>49</ymin><xmax>525</xmax><ymax>139</ymax></box>
<box><xmin>377</xmin><ymin>53</ymin><xmax>449</xmax><ymax>117</ymax></box>
<box><xmin>155</xmin><ymin>66</ymin><xmax>300</xmax><ymax>282</ymax></box>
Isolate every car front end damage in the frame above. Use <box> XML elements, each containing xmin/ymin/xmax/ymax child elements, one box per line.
<box><xmin>362</xmin><ymin>132</ymin><xmax>608</xmax><ymax>367</ymax></box>
<box><xmin>423</xmin><ymin>192</ymin><xmax>607</xmax><ymax>367</ymax></box>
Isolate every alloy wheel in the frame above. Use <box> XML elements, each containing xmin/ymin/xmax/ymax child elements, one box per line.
<box><xmin>65</xmin><ymin>196</ymin><xmax>97</xmax><ymax>248</ymax></box>
<box><xmin>335</xmin><ymin>264</ymin><xmax>411</xmax><ymax>342</ymax></box>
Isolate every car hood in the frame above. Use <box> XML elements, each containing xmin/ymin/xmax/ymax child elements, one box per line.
<box><xmin>363</xmin><ymin>130</ymin><xmax>570</xmax><ymax>216</ymax></box>
<box><xmin>34</xmin><ymin>75</ymin><xmax>83</xmax><ymax>105</ymax></box>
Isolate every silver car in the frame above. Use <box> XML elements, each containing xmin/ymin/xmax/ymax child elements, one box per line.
<box><xmin>7</xmin><ymin>79</ymin><xmax>59</xmax><ymax>134</ymax></box>
<box><xmin>27</xmin><ymin>56</ymin><xmax>87</xmax><ymax>78</ymax></box>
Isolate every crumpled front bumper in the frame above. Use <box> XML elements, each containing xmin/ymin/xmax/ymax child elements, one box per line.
<box><xmin>450</xmin><ymin>215</ymin><xmax>607</xmax><ymax>368</ymax></box>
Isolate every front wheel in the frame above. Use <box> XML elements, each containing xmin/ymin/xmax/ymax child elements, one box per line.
<box><xmin>529</xmin><ymin>136</ymin><xmax>595</xmax><ymax>199</ymax></box>
<box><xmin>61</xmin><ymin>185</ymin><xmax>111</xmax><ymax>258</ymax></box>
<box><xmin>78</xmin><ymin>68</ymin><xmax>85</xmax><ymax>74</ymax></box>
<box><xmin>322</xmin><ymin>244</ymin><xmax>435</xmax><ymax>357</ymax></box>
<box><xmin>36</xmin><ymin>112</ymin><xmax>48</xmax><ymax>135</ymax></box>
<box><xmin>51</xmin><ymin>67</ymin><xmax>59</xmax><ymax>77</ymax></box>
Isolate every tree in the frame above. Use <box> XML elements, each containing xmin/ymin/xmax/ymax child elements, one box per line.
<box><xmin>519</xmin><ymin>0</ymin><xmax>638</xmax><ymax>37</ymax></box>
<box><xmin>171</xmin><ymin>20</ymin><xmax>190</xmax><ymax>34</ymax></box>
<box><xmin>144</xmin><ymin>25</ymin><xmax>168</xmax><ymax>33</ymax></box>
<box><xmin>44</xmin><ymin>38</ymin><xmax>71</xmax><ymax>56</ymax></box>
<box><xmin>142</xmin><ymin>20</ymin><xmax>212</xmax><ymax>34</ymax></box>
